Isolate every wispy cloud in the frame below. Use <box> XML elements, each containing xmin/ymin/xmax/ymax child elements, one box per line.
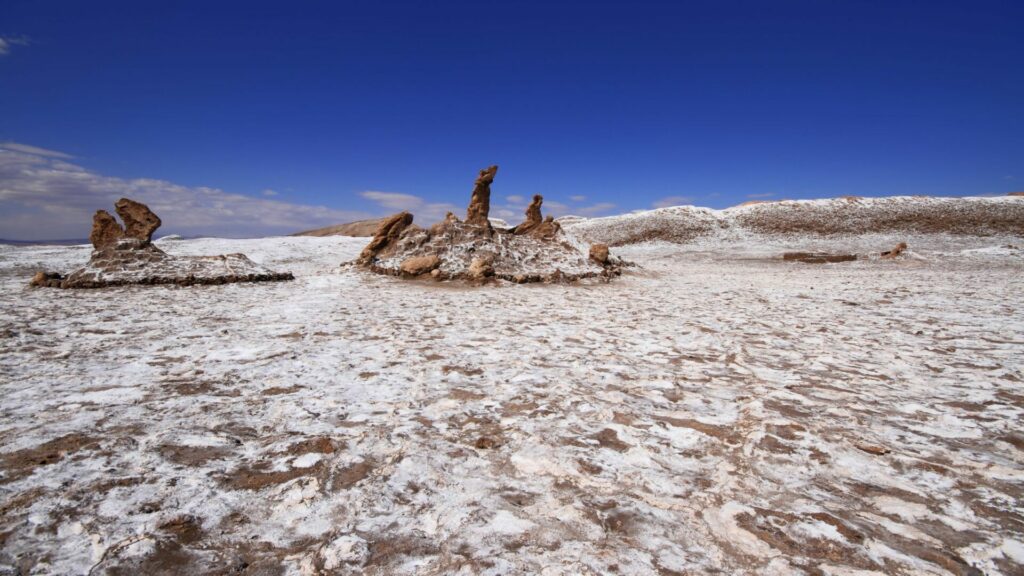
<box><xmin>0</xmin><ymin>142</ymin><xmax>372</xmax><ymax>240</ymax></box>
<box><xmin>359</xmin><ymin>190</ymin><xmax>459</xmax><ymax>223</ymax></box>
<box><xmin>0</xmin><ymin>142</ymin><xmax>72</xmax><ymax>159</ymax></box>
<box><xmin>505</xmin><ymin>195</ymin><xmax>525</xmax><ymax>204</ymax></box>
<box><xmin>570</xmin><ymin>194</ymin><xmax>587</xmax><ymax>202</ymax></box>
<box><xmin>745</xmin><ymin>192</ymin><xmax>775</xmax><ymax>199</ymax></box>
<box><xmin>574</xmin><ymin>202</ymin><xmax>616</xmax><ymax>216</ymax></box>
<box><xmin>0</xmin><ymin>35</ymin><xmax>30</xmax><ymax>57</ymax></box>
<box><xmin>261</xmin><ymin>188</ymin><xmax>279</xmax><ymax>197</ymax></box>
<box><xmin>652</xmin><ymin>195</ymin><xmax>693</xmax><ymax>208</ymax></box>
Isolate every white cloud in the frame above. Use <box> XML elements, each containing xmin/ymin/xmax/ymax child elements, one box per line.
<box><xmin>505</xmin><ymin>195</ymin><xmax>525</xmax><ymax>204</ymax></box>
<box><xmin>0</xmin><ymin>143</ymin><xmax>373</xmax><ymax>240</ymax></box>
<box><xmin>0</xmin><ymin>142</ymin><xmax>73</xmax><ymax>159</ymax></box>
<box><xmin>360</xmin><ymin>190</ymin><xmax>461</xmax><ymax>224</ymax></box>
<box><xmin>261</xmin><ymin>188</ymin><xmax>279</xmax><ymax>197</ymax></box>
<box><xmin>652</xmin><ymin>196</ymin><xmax>693</xmax><ymax>208</ymax></box>
<box><xmin>575</xmin><ymin>202</ymin><xmax>616</xmax><ymax>216</ymax></box>
<box><xmin>570</xmin><ymin>195</ymin><xmax>587</xmax><ymax>202</ymax></box>
<box><xmin>0</xmin><ymin>36</ymin><xmax>29</xmax><ymax>57</ymax></box>
<box><xmin>745</xmin><ymin>192</ymin><xmax>775</xmax><ymax>199</ymax></box>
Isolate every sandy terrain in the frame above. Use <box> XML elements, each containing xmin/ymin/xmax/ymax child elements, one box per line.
<box><xmin>1</xmin><ymin>232</ymin><xmax>1022</xmax><ymax>575</ymax></box>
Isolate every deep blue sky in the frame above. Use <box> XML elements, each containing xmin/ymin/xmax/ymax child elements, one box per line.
<box><xmin>1</xmin><ymin>0</ymin><xmax>1022</xmax><ymax>237</ymax></box>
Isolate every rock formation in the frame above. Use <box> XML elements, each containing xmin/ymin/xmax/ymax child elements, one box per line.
<box><xmin>115</xmin><ymin>198</ymin><xmax>162</xmax><ymax>242</ymax></box>
<box><xmin>30</xmin><ymin>198</ymin><xmax>293</xmax><ymax>289</ymax></box>
<box><xmin>589</xmin><ymin>243</ymin><xmax>610</xmax><ymax>265</ymax></box>
<box><xmin>358</xmin><ymin>211</ymin><xmax>414</xmax><ymax>264</ymax></box>
<box><xmin>355</xmin><ymin>166</ymin><xmax>623</xmax><ymax>283</ymax></box>
<box><xmin>466</xmin><ymin>165</ymin><xmax>498</xmax><ymax>229</ymax></box>
<box><xmin>90</xmin><ymin>210</ymin><xmax>124</xmax><ymax>249</ymax></box>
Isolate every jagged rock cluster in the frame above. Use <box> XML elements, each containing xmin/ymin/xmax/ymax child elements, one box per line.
<box><xmin>357</xmin><ymin>166</ymin><xmax>622</xmax><ymax>283</ymax></box>
<box><xmin>31</xmin><ymin>199</ymin><xmax>293</xmax><ymax>289</ymax></box>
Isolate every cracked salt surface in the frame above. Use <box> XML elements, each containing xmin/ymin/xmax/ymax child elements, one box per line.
<box><xmin>0</xmin><ymin>232</ymin><xmax>1022</xmax><ymax>575</ymax></box>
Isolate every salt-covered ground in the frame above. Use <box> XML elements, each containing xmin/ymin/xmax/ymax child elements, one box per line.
<box><xmin>1</xmin><ymin>233</ymin><xmax>1022</xmax><ymax>575</ymax></box>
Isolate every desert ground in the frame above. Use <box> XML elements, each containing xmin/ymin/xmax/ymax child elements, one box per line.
<box><xmin>1</xmin><ymin>230</ymin><xmax>1023</xmax><ymax>575</ymax></box>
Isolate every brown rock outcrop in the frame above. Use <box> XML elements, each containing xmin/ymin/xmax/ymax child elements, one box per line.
<box><xmin>400</xmin><ymin>254</ymin><xmax>441</xmax><ymax>276</ymax></box>
<box><xmin>466</xmin><ymin>165</ymin><xmax>498</xmax><ymax>228</ymax></box>
<box><xmin>114</xmin><ymin>198</ymin><xmax>161</xmax><ymax>243</ymax></box>
<box><xmin>90</xmin><ymin>210</ymin><xmax>124</xmax><ymax>249</ymax></box>
<box><xmin>589</xmin><ymin>243</ymin><xmax>610</xmax><ymax>265</ymax></box>
<box><xmin>357</xmin><ymin>165</ymin><xmax>623</xmax><ymax>284</ymax></box>
<box><xmin>359</xmin><ymin>211</ymin><xmax>414</xmax><ymax>264</ymax></box>
<box><xmin>524</xmin><ymin>195</ymin><xmax>543</xmax><ymax>225</ymax></box>
<box><xmin>880</xmin><ymin>242</ymin><xmax>908</xmax><ymax>259</ymax></box>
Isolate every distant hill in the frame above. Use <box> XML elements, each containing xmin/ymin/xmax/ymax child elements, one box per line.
<box><xmin>562</xmin><ymin>195</ymin><xmax>1024</xmax><ymax>246</ymax></box>
<box><xmin>291</xmin><ymin>218</ymin><xmax>386</xmax><ymax>238</ymax></box>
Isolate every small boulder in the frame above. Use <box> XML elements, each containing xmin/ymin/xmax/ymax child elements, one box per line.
<box><xmin>115</xmin><ymin>198</ymin><xmax>162</xmax><ymax>243</ymax></box>
<box><xmin>880</xmin><ymin>242</ymin><xmax>908</xmax><ymax>259</ymax></box>
<box><xmin>589</xmin><ymin>243</ymin><xmax>610</xmax><ymax>265</ymax></box>
<box><xmin>400</xmin><ymin>254</ymin><xmax>441</xmax><ymax>276</ymax></box>
<box><xmin>467</xmin><ymin>257</ymin><xmax>494</xmax><ymax>280</ymax></box>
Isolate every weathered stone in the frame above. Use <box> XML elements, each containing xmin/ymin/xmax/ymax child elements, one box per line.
<box><xmin>590</xmin><ymin>243</ymin><xmax>610</xmax><ymax>265</ymax></box>
<box><xmin>89</xmin><ymin>210</ymin><xmax>124</xmax><ymax>249</ymax></box>
<box><xmin>400</xmin><ymin>254</ymin><xmax>441</xmax><ymax>276</ymax></box>
<box><xmin>524</xmin><ymin>195</ymin><xmax>543</xmax><ymax>225</ymax></box>
<box><xmin>466</xmin><ymin>165</ymin><xmax>498</xmax><ymax>228</ymax></box>
<box><xmin>467</xmin><ymin>256</ymin><xmax>494</xmax><ymax>280</ymax></box>
<box><xmin>115</xmin><ymin>198</ymin><xmax>161</xmax><ymax>243</ymax></box>
<box><xmin>880</xmin><ymin>242</ymin><xmax>908</xmax><ymax>259</ymax></box>
<box><xmin>359</xmin><ymin>212</ymin><xmax>414</xmax><ymax>264</ymax></box>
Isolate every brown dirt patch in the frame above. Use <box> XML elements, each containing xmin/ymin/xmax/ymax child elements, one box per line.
<box><xmin>1</xmin><ymin>433</ymin><xmax>100</xmax><ymax>484</ymax></box>
<box><xmin>158</xmin><ymin>444</ymin><xmax>234</xmax><ymax>467</ymax></box>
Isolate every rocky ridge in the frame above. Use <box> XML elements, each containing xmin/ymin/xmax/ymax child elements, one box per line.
<box><xmin>564</xmin><ymin>195</ymin><xmax>1024</xmax><ymax>246</ymax></box>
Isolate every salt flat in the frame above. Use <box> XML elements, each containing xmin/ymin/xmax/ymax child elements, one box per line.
<box><xmin>1</xmin><ymin>233</ymin><xmax>1022</xmax><ymax>575</ymax></box>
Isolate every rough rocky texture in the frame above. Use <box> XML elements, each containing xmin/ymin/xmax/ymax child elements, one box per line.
<box><xmin>589</xmin><ymin>243</ymin><xmax>610</xmax><ymax>265</ymax></box>
<box><xmin>89</xmin><ymin>210</ymin><xmax>124</xmax><ymax>249</ymax></box>
<box><xmin>399</xmin><ymin>254</ymin><xmax>441</xmax><ymax>276</ymax></box>
<box><xmin>358</xmin><ymin>212</ymin><xmax>414</xmax><ymax>264</ymax></box>
<box><xmin>115</xmin><ymin>198</ymin><xmax>162</xmax><ymax>243</ymax></box>
<box><xmin>31</xmin><ymin>199</ymin><xmax>292</xmax><ymax>289</ymax></box>
<box><xmin>512</xmin><ymin>195</ymin><xmax>561</xmax><ymax>239</ymax></box>
<box><xmin>358</xmin><ymin>167</ymin><xmax>622</xmax><ymax>283</ymax></box>
<box><xmin>466</xmin><ymin>165</ymin><xmax>498</xmax><ymax>229</ymax></box>
<box><xmin>467</xmin><ymin>256</ymin><xmax>494</xmax><ymax>280</ymax></box>
<box><xmin>782</xmin><ymin>252</ymin><xmax>858</xmax><ymax>264</ymax></box>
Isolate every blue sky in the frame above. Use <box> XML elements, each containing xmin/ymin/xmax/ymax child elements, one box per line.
<box><xmin>1</xmin><ymin>0</ymin><xmax>1022</xmax><ymax>239</ymax></box>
